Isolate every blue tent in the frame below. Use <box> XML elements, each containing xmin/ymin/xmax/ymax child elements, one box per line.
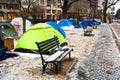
<box><xmin>90</xmin><ymin>19</ymin><xmax>97</xmax><ymax>25</ymax></box>
<box><xmin>69</xmin><ymin>19</ymin><xmax>81</xmax><ymax>28</ymax></box>
<box><xmin>91</xmin><ymin>19</ymin><xmax>97</xmax><ymax>23</ymax></box>
<box><xmin>58</xmin><ymin>19</ymin><xmax>72</xmax><ymax>27</ymax></box>
<box><xmin>57</xmin><ymin>19</ymin><xmax>74</xmax><ymax>29</ymax></box>
<box><xmin>81</xmin><ymin>19</ymin><xmax>92</xmax><ymax>27</ymax></box>
<box><xmin>46</xmin><ymin>21</ymin><xmax>66</xmax><ymax>38</ymax></box>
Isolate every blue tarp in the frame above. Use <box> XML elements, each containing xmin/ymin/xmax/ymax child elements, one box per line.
<box><xmin>69</xmin><ymin>19</ymin><xmax>81</xmax><ymax>28</ymax></box>
<box><xmin>81</xmin><ymin>19</ymin><xmax>92</xmax><ymax>27</ymax></box>
<box><xmin>46</xmin><ymin>21</ymin><xmax>66</xmax><ymax>38</ymax></box>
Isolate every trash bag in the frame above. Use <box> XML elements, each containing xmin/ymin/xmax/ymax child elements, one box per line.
<box><xmin>0</xmin><ymin>47</ymin><xmax>8</xmax><ymax>61</ymax></box>
<box><xmin>0</xmin><ymin>47</ymin><xmax>18</xmax><ymax>61</ymax></box>
<box><xmin>0</xmin><ymin>31</ymin><xmax>4</xmax><ymax>48</ymax></box>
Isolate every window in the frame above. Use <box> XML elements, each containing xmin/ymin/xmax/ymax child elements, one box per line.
<box><xmin>47</xmin><ymin>0</ymin><xmax>51</xmax><ymax>7</ymax></box>
<box><xmin>47</xmin><ymin>15</ymin><xmax>51</xmax><ymax>20</ymax></box>
<box><xmin>47</xmin><ymin>10</ymin><xmax>51</xmax><ymax>13</ymax></box>
<box><xmin>52</xmin><ymin>10</ymin><xmax>56</xmax><ymax>14</ymax></box>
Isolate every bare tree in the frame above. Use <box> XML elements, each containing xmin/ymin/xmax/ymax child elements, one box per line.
<box><xmin>61</xmin><ymin>0</ymin><xmax>81</xmax><ymax>18</ymax></box>
<box><xmin>67</xmin><ymin>0</ymin><xmax>91</xmax><ymax>19</ymax></box>
<box><xmin>61</xmin><ymin>0</ymin><xmax>99</xmax><ymax>19</ymax></box>
<box><xmin>101</xmin><ymin>0</ymin><xmax>120</xmax><ymax>22</ymax></box>
<box><xmin>87</xmin><ymin>0</ymin><xmax>98</xmax><ymax>19</ymax></box>
<box><xmin>16</xmin><ymin>0</ymin><xmax>36</xmax><ymax>33</ymax></box>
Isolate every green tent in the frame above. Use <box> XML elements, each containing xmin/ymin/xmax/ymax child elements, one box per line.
<box><xmin>0</xmin><ymin>20</ymin><xmax>18</xmax><ymax>38</ymax></box>
<box><xmin>15</xmin><ymin>23</ymin><xmax>66</xmax><ymax>52</ymax></box>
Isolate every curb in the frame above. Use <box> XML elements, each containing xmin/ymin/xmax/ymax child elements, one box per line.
<box><xmin>66</xmin><ymin>59</ymin><xmax>78</xmax><ymax>74</ymax></box>
<box><xmin>110</xmin><ymin>24</ymin><xmax>120</xmax><ymax>49</ymax></box>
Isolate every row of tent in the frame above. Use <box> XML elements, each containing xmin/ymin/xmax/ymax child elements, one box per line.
<box><xmin>0</xmin><ymin>18</ymin><xmax>101</xmax><ymax>39</ymax></box>
<box><xmin>15</xmin><ymin>18</ymin><xmax>101</xmax><ymax>53</ymax></box>
<box><xmin>13</xmin><ymin>19</ymin><xmax>74</xmax><ymax>53</ymax></box>
<box><xmin>10</xmin><ymin>18</ymin><xmax>81</xmax><ymax>37</ymax></box>
<box><xmin>11</xmin><ymin>17</ymin><xmax>101</xmax><ymax>37</ymax></box>
<box><xmin>1</xmin><ymin>17</ymin><xmax>101</xmax><ymax>53</ymax></box>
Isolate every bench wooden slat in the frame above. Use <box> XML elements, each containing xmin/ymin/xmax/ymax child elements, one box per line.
<box><xmin>46</xmin><ymin>51</ymin><xmax>64</xmax><ymax>62</ymax></box>
<box><xmin>37</xmin><ymin>37</ymin><xmax>59</xmax><ymax>54</ymax></box>
<box><xmin>57</xmin><ymin>49</ymin><xmax>72</xmax><ymax>61</ymax></box>
<box><xmin>39</xmin><ymin>40</ymin><xmax>58</xmax><ymax>50</ymax></box>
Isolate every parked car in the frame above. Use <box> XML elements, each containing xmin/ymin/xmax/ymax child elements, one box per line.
<box><xmin>0</xmin><ymin>20</ymin><xmax>18</xmax><ymax>39</ymax></box>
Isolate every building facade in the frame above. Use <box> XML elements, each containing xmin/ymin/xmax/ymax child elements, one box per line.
<box><xmin>0</xmin><ymin>0</ymin><xmax>19</xmax><ymax>20</ymax></box>
<box><xmin>0</xmin><ymin>0</ymin><xmax>98</xmax><ymax>20</ymax></box>
<box><xmin>40</xmin><ymin>0</ymin><xmax>63</xmax><ymax>20</ymax></box>
<box><xmin>0</xmin><ymin>0</ymin><xmax>63</xmax><ymax>20</ymax></box>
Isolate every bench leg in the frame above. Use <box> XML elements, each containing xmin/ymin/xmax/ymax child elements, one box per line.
<box><xmin>69</xmin><ymin>52</ymin><xmax>71</xmax><ymax>61</ymax></box>
<box><xmin>69</xmin><ymin>49</ymin><xmax>73</xmax><ymax>61</ymax></box>
<box><xmin>53</xmin><ymin>62</ymin><xmax>59</xmax><ymax>74</ymax></box>
<box><xmin>42</xmin><ymin>63</ymin><xmax>47</xmax><ymax>73</ymax></box>
<box><xmin>58</xmin><ymin>61</ymin><xmax>62</xmax><ymax>71</ymax></box>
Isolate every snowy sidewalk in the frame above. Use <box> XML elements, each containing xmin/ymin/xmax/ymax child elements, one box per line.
<box><xmin>68</xmin><ymin>23</ymin><xmax>120</xmax><ymax>80</ymax></box>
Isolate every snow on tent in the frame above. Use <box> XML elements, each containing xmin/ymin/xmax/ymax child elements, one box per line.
<box><xmin>57</xmin><ymin>19</ymin><xmax>74</xmax><ymax>30</ymax></box>
<box><xmin>11</xmin><ymin>17</ymin><xmax>32</xmax><ymax>36</ymax></box>
<box><xmin>69</xmin><ymin>18</ymin><xmax>81</xmax><ymax>28</ymax></box>
<box><xmin>14</xmin><ymin>23</ymin><xmax>66</xmax><ymax>53</ymax></box>
<box><xmin>46</xmin><ymin>21</ymin><xmax>66</xmax><ymax>38</ymax></box>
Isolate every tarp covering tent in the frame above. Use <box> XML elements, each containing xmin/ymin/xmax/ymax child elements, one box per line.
<box><xmin>11</xmin><ymin>17</ymin><xmax>32</xmax><ymax>36</ymax></box>
<box><xmin>57</xmin><ymin>19</ymin><xmax>74</xmax><ymax>30</ymax></box>
<box><xmin>69</xmin><ymin>18</ymin><xmax>81</xmax><ymax>28</ymax></box>
<box><xmin>46</xmin><ymin>21</ymin><xmax>66</xmax><ymax>38</ymax></box>
<box><xmin>15</xmin><ymin>23</ymin><xmax>66</xmax><ymax>53</ymax></box>
<box><xmin>81</xmin><ymin>19</ymin><xmax>92</xmax><ymax>27</ymax></box>
<box><xmin>0</xmin><ymin>20</ymin><xmax>18</xmax><ymax>38</ymax></box>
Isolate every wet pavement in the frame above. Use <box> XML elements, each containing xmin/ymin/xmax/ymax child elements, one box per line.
<box><xmin>68</xmin><ymin>23</ymin><xmax>120</xmax><ymax>80</ymax></box>
<box><xmin>110</xmin><ymin>23</ymin><xmax>120</xmax><ymax>40</ymax></box>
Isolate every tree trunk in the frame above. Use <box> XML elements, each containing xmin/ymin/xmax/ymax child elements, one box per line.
<box><xmin>61</xmin><ymin>0</ymin><xmax>68</xmax><ymax>18</ymax></box>
<box><xmin>103</xmin><ymin>7</ymin><xmax>107</xmax><ymax>23</ymax></box>
<box><xmin>62</xmin><ymin>9</ymin><xmax>68</xmax><ymax>18</ymax></box>
<box><xmin>22</xmin><ymin>18</ymin><xmax>26</xmax><ymax>33</ymax></box>
<box><xmin>92</xmin><ymin>8</ymin><xmax>96</xmax><ymax>19</ymax></box>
